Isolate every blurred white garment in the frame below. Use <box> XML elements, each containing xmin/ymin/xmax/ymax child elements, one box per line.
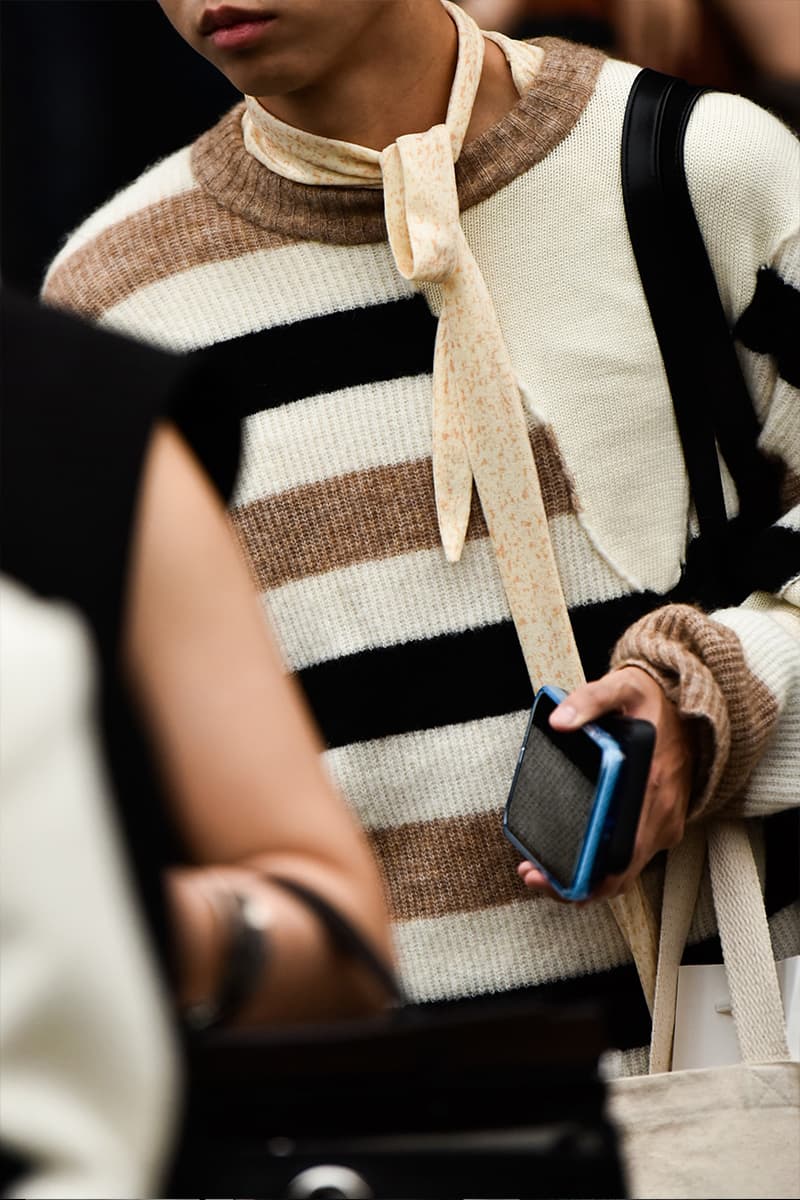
<box><xmin>0</xmin><ymin>576</ymin><xmax>179</xmax><ymax>1199</ymax></box>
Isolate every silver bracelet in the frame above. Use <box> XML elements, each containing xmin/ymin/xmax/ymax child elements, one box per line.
<box><xmin>183</xmin><ymin>888</ymin><xmax>271</xmax><ymax>1033</ymax></box>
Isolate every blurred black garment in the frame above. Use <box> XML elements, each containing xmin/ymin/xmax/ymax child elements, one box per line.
<box><xmin>0</xmin><ymin>290</ymin><xmax>241</xmax><ymax>968</ymax></box>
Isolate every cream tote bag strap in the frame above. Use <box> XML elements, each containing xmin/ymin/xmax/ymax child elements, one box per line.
<box><xmin>647</xmin><ymin>823</ymin><xmax>706</xmax><ymax>1073</ymax></box>
<box><xmin>609</xmin><ymin>820</ymin><xmax>798</xmax><ymax>1199</ymax></box>
<box><xmin>649</xmin><ymin>819</ymin><xmax>789</xmax><ymax>1074</ymax></box>
<box><xmin>706</xmin><ymin>820</ymin><xmax>789</xmax><ymax>1062</ymax></box>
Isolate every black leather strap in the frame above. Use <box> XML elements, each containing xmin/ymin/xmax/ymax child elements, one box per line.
<box><xmin>270</xmin><ymin>874</ymin><xmax>403</xmax><ymax>1003</ymax></box>
<box><xmin>621</xmin><ymin>69</ymin><xmax>779</xmax><ymax>558</ymax></box>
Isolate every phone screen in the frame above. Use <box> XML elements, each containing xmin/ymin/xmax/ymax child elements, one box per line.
<box><xmin>505</xmin><ymin>692</ymin><xmax>602</xmax><ymax>887</ymax></box>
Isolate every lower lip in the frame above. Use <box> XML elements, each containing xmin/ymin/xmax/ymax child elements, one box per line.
<box><xmin>210</xmin><ymin>18</ymin><xmax>274</xmax><ymax>49</ymax></box>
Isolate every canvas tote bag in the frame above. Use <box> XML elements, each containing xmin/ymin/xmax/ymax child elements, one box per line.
<box><xmin>608</xmin><ymin>819</ymin><xmax>800</xmax><ymax>1199</ymax></box>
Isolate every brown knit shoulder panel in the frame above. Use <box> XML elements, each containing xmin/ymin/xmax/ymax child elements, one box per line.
<box><xmin>191</xmin><ymin>39</ymin><xmax>605</xmax><ymax>246</ymax></box>
<box><xmin>44</xmin><ymin>187</ymin><xmax>299</xmax><ymax>320</ymax></box>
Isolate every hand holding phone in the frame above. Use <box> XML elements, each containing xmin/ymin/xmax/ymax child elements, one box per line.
<box><xmin>503</xmin><ymin>685</ymin><xmax>655</xmax><ymax>901</ymax></box>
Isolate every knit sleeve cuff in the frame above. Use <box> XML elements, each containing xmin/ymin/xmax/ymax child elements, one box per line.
<box><xmin>609</xmin><ymin>603</ymin><xmax>778</xmax><ymax>820</ymax></box>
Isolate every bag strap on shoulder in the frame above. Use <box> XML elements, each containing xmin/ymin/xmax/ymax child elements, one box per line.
<box><xmin>621</xmin><ymin>69</ymin><xmax>778</xmax><ymax>552</ymax></box>
<box><xmin>619</xmin><ymin>72</ymin><xmax>790</xmax><ymax>1049</ymax></box>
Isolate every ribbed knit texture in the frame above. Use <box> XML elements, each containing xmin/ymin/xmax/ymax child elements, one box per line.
<box><xmin>611</xmin><ymin>604</ymin><xmax>778</xmax><ymax>819</ymax></box>
<box><xmin>43</xmin><ymin>43</ymin><xmax>800</xmax><ymax>1020</ymax></box>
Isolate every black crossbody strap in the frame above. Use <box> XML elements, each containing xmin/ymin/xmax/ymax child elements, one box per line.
<box><xmin>621</xmin><ymin>68</ymin><xmax>777</xmax><ymax>544</ymax></box>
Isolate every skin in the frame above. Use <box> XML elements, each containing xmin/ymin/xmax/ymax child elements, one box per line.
<box><xmin>610</xmin><ymin>0</ymin><xmax>701</xmax><ymax>75</ymax></box>
<box><xmin>156</xmin><ymin>0</ymin><xmax>696</xmax><ymax>904</ymax></box>
<box><xmin>157</xmin><ymin>0</ymin><xmax>520</xmax><ymax>147</ymax></box>
<box><xmin>459</xmin><ymin>0</ymin><xmax>530</xmax><ymax>31</ymax></box>
<box><xmin>127</xmin><ymin>424</ymin><xmax>394</xmax><ymax>1023</ymax></box>
<box><xmin>717</xmin><ymin>0</ymin><xmax>800</xmax><ymax>79</ymax></box>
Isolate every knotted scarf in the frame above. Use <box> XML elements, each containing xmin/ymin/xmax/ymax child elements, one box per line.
<box><xmin>242</xmin><ymin>0</ymin><xmax>583</xmax><ymax>691</ymax></box>
<box><xmin>242</xmin><ymin>0</ymin><xmax>659</xmax><ymax>1006</ymax></box>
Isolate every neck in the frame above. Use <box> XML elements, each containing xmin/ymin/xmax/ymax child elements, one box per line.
<box><xmin>257</xmin><ymin>3</ymin><xmax>518</xmax><ymax>151</ymax></box>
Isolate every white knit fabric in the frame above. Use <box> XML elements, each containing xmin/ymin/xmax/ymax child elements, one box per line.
<box><xmin>0</xmin><ymin>579</ymin><xmax>179</xmax><ymax>1198</ymax></box>
<box><xmin>41</xmin><ymin>49</ymin><xmax>800</xmax><ymax>1012</ymax></box>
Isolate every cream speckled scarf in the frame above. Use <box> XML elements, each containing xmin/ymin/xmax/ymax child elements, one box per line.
<box><xmin>243</xmin><ymin>0</ymin><xmax>658</xmax><ymax>1004</ymax></box>
<box><xmin>242</xmin><ymin>0</ymin><xmax>583</xmax><ymax>692</ymax></box>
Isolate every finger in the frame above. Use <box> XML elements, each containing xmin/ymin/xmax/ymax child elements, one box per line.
<box><xmin>517</xmin><ymin>862</ymin><xmax>566</xmax><ymax>903</ymax></box>
<box><xmin>548</xmin><ymin>670</ymin><xmax>647</xmax><ymax>731</ymax></box>
<box><xmin>517</xmin><ymin>861</ymin><xmax>546</xmax><ymax>887</ymax></box>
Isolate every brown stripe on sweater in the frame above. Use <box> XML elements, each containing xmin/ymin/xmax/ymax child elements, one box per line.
<box><xmin>367</xmin><ymin>810</ymin><xmax>533</xmax><ymax>922</ymax></box>
<box><xmin>192</xmin><ymin>41</ymin><xmax>604</xmax><ymax>245</ymax></box>
<box><xmin>231</xmin><ymin>426</ymin><xmax>578</xmax><ymax>590</ymax></box>
<box><xmin>456</xmin><ymin>38</ymin><xmax>606</xmax><ymax>213</ymax></box>
<box><xmin>43</xmin><ymin>189</ymin><xmax>299</xmax><ymax>320</ymax></box>
<box><xmin>536</xmin><ymin>422</ymin><xmax>581</xmax><ymax>518</ymax></box>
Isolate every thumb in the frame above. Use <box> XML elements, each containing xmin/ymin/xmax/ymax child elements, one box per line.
<box><xmin>548</xmin><ymin>671</ymin><xmax>643</xmax><ymax>731</ymax></box>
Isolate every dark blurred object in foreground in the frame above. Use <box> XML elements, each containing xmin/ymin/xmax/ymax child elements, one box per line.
<box><xmin>171</xmin><ymin>998</ymin><xmax>625</xmax><ymax>1198</ymax></box>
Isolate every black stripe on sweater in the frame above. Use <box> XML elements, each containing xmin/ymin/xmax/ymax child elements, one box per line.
<box><xmin>678</xmin><ymin>515</ymin><xmax>799</xmax><ymax>610</ymax></box>
<box><xmin>763</xmin><ymin>808</ymin><xmax>800</xmax><ymax>920</ymax></box>
<box><xmin>198</xmin><ymin>295</ymin><xmax>437</xmax><ymax>417</ymax></box>
<box><xmin>734</xmin><ymin>266</ymin><xmax>800</xmax><ymax>389</ymax></box>
<box><xmin>299</xmin><ymin>621</ymin><xmax>534</xmax><ymax>750</ymax></box>
<box><xmin>421</xmin><ymin>886</ymin><xmax>797</xmax><ymax>1053</ymax></box>
<box><xmin>296</xmin><ymin>519</ymin><xmax>790</xmax><ymax>751</ymax></box>
<box><xmin>749</xmin><ymin>524</ymin><xmax>800</xmax><ymax>595</ymax></box>
<box><xmin>297</xmin><ymin>586</ymin><xmax>694</xmax><ymax>751</ymax></box>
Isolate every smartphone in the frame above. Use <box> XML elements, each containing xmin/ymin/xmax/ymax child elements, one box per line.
<box><xmin>502</xmin><ymin>685</ymin><xmax>655</xmax><ymax>901</ymax></box>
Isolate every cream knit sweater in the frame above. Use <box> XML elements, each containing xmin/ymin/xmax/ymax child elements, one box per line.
<box><xmin>44</xmin><ymin>41</ymin><xmax>799</xmax><ymax>1033</ymax></box>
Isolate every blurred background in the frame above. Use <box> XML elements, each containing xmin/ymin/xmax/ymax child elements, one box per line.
<box><xmin>2</xmin><ymin>0</ymin><xmax>799</xmax><ymax>298</ymax></box>
<box><xmin>1</xmin><ymin>0</ymin><xmax>238</xmax><ymax>296</ymax></box>
<box><xmin>460</xmin><ymin>0</ymin><xmax>800</xmax><ymax>124</ymax></box>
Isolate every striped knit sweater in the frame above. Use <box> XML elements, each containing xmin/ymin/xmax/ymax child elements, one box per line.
<box><xmin>44</xmin><ymin>41</ymin><xmax>800</xmax><ymax>1047</ymax></box>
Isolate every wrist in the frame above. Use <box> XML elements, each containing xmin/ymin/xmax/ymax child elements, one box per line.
<box><xmin>168</xmin><ymin>869</ymin><xmax>226</xmax><ymax>1009</ymax></box>
<box><xmin>610</xmin><ymin>605</ymin><xmax>735</xmax><ymax>817</ymax></box>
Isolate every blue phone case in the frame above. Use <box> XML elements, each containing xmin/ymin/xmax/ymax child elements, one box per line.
<box><xmin>503</xmin><ymin>685</ymin><xmax>626</xmax><ymax>901</ymax></box>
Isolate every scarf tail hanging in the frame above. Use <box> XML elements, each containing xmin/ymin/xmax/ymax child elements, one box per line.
<box><xmin>242</xmin><ymin>0</ymin><xmax>659</xmax><ymax>1002</ymax></box>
